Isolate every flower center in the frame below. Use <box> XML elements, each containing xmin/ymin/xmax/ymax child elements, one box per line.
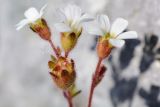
<box><xmin>105</xmin><ymin>32</ymin><xmax>117</xmax><ymax>40</ymax></box>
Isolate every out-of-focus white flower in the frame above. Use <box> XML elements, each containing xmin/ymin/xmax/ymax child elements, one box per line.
<box><xmin>54</xmin><ymin>4</ymin><xmax>93</xmax><ymax>35</ymax></box>
<box><xmin>16</xmin><ymin>4</ymin><xmax>47</xmax><ymax>30</ymax></box>
<box><xmin>86</xmin><ymin>14</ymin><xmax>138</xmax><ymax>48</ymax></box>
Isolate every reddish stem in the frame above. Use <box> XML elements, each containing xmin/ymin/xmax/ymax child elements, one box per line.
<box><xmin>65</xmin><ymin>51</ymin><xmax>69</xmax><ymax>58</ymax></box>
<box><xmin>67</xmin><ymin>93</ymin><xmax>73</xmax><ymax>107</ymax></box>
<box><xmin>64</xmin><ymin>91</ymin><xmax>73</xmax><ymax>107</ymax></box>
<box><xmin>48</xmin><ymin>39</ymin><xmax>59</xmax><ymax>58</ymax></box>
<box><xmin>88</xmin><ymin>58</ymin><xmax>102</xmax><ymax>107</ymax></box>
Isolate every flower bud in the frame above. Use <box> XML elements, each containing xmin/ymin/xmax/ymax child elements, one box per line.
<box><xmin>97</xmin><ymin>36</ymin><xmax>112</xmax><ymax>59</ymax></box>
<box><xmin>94</xmin><ymin>65</ymin><xmax>107</xmax><ymax>87</ymax></box>
<box><xmin>48</xmin><ymin>56</ymin><xmax>76</xmax><ymax>90</ymax></box>
<box><xmin>30</xmin><ymin>18</ymin><xmax>51</xmax><ymax>41</ymax></box>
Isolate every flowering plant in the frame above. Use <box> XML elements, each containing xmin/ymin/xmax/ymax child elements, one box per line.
<box><xmin>16</xmin><ymin>4</ymin><xmax>138</xmax><ymax>107</ymax></box>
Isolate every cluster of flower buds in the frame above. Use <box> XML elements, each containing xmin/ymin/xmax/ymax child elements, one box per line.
<box><xmin>48</xmin><ymin>55</ymin><xmax>81</xmax><ymax>97</ymax></box>
<box><xmin>48</xmin><ymin>56</ymin><xmax>75</xmax><ymax>90</ymax></box>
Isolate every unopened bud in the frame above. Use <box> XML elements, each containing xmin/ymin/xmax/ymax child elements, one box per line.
<box><xmin>48</xmin><ymin>56</ymin><xmax>76</xmax><ymax>90</ymax></box>
<box><xmin>94</xmin><ymin>65</ymin><xmax>107</xmax><ymax>87</ymax></box>
<box><xmin>30</xmin><ymin>18</ymin><xmax>51</xmax><ymax>40</ymax></box>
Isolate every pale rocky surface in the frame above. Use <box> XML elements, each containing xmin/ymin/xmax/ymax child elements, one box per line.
<box><xmin>0</xmin><ymin>0</ymin><xmax>160</xmax><ymax>107</ymax></box>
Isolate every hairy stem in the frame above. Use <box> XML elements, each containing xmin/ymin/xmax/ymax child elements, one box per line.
<box><xmin>88</xmin><ymin>58</ymin><xmax>102</xmax><ymax>107</ymax></box>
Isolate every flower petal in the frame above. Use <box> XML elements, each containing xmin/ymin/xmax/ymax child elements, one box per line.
<box><xmin>24</xmin><ymin>7</ymin><xmax>40</xmax><ymax>22</ymax></box>
<box><xmin>117</xmin><ymin>31</ymin><xmax>138</xmax><ymax>39</ymax></box>
<box><xmin>54</xmin><ymin>23</ymin><xmax>71</xmax><ymax>32</ymax></box>
<box><xmin>63</xmin><ymin>6</ymin><xmax>72</xmax><ymax>20</ymax></box>
<box><xmin>69</xmin><ymin>5</ymin><xmax>82</xmax><ymax>27</ymax></box>
<box><xmin>56</xmin><ymin>8</ymin><xmax>67</xmax><ymax>22</ymax></box>
<box><xmin>16</xmin><ymin>19</ymin><xmax>29</xmax><ymax>30</ymax></box>
<box><xmin>97</xmin><ymin>14</ymin><xmax>110</xmax><ymax>33</ymax></box>
<box><xmin>73</xmin><ymin>5</ymin><xmax>82</xmax><ymax>20</ymax></box>
<box><xmin>64</xmin><ymin>4</ymin><xmax>81</xmax><ymax>21</ymax></box>
<box><xmin>70</xmin><ymin>4</ymin><xmax>81</xmax><ymax>20</ymax></box>
<box><xmin>111</xmin><ymin>18</ymin><xmax>128</xmax><ymax>35</ymax></box>
<box><xmin>84</xmin><ymin>23</ymin><xmax>104</xmax><ymax>36</ymax></box>
<box><xmin>80</xmin><ymin>14</ymin><xmax>94</xmax><ymax>23</ymax></box>
<box><xmin>109</xmin><ymin>39</ymin><xmax>125</xmax><ymax>48</ymax></box>
<box><xmin>40</xmin><ymin>4</ymin><xmax>47</xmax><ymax>17</ymax></box>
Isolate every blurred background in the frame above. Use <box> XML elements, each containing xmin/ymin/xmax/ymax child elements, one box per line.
<box><xmin>0</xmin><ymin>0</ymin><xmax>160</xmax><ymax>107</ymax></box>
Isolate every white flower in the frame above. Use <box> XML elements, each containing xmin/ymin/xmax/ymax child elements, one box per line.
<box><xmin>16</xmin><ymin>4</ymin><xmax>47</xmax><ymax>30</ymax></box>
<box><xmin>86</xmin><ymin>14</ymin><xmax>138</xmax><ymax>48</ymax></box>
<box><xmin>54</xmin><ymin>4</ymin><xmax>93</xmax><ymax>34</ymax></box>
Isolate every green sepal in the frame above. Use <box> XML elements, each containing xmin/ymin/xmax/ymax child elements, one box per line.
<box><xmin>51</xmin><ymin>55</ymin><xmax>57</xmax><ymax>62</ymax></box>
<box><xmin>68</xmin><ymin>84</ymin><xmax>81</xmax><ymax>98</ymax></box>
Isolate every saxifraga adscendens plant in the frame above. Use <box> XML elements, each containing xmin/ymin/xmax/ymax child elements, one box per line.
<box><xmin>16</xmin><ymin>4</ymin><xmax>138</xmax><ymax>107</ymax></box>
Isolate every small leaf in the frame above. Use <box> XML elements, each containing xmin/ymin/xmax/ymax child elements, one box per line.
<box><xmin>48</xmin><ymin>61</ymin><xmax>55</xmax><ymax>69</ymax></box>
<box><xmin>51</xmin><ymin>55</ymin><xmax>57</xmax><ymax>62</ymax></box>
<box><xmin>49</xmin><ymin>72</ymin><xmax>58</xmax><ymax>79</ymax></box>
<box><xmin>30</xmin><ymin>26</ymin><xmax>36</xmax><ymax>32</ymax></box>
<box><xmin>68</xmin><ymin>84</ymin><xmax>81</xmax><ymax>98</ymax></box>
<box><xmin>72</xmin><ymin>90</ymin><xmax>81</xmax><ymax>98</ymax></box>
